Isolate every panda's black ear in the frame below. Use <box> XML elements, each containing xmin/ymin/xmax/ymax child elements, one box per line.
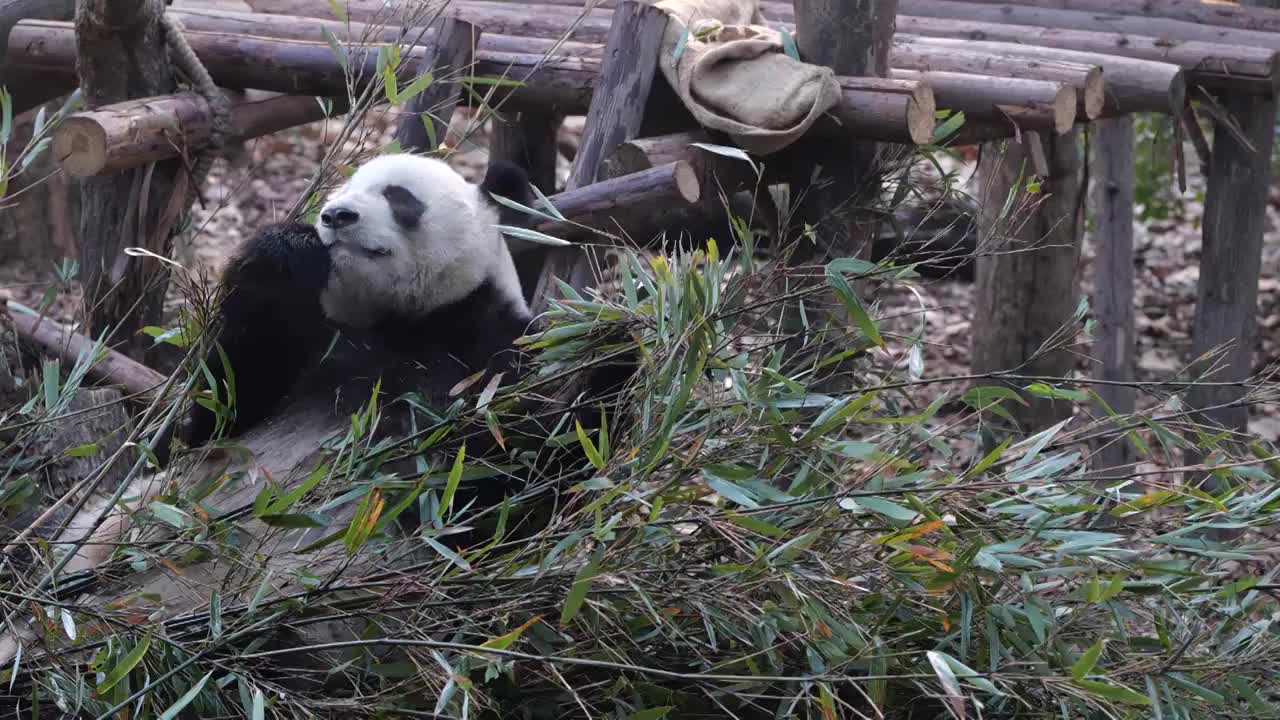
<box><xmin>480</xmin><ymin>160</ymin><xmax>533</xmax><ymax>223</ymax></box>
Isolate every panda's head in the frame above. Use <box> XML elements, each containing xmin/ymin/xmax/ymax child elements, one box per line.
<box><xmin>314</xmin><ymin>154</ymin><xmax>532</xmax><ymax>329</ymax></box>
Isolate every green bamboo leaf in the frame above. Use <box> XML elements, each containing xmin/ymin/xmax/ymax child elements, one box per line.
<box><xmin>560</xmin><ymin>549</ymin><xmax>603</xmax><ymax>626</ymax></box>
<box><xmin>825</xmin><ymin>264</ymin><xmax>884</xmax><ymax>348</ymax></box>
<box><xmin>96</xmin><ymin>633</ymin><xmax>151</xmax><ymax>695</ymax></box>
<box><xmin>398</xmin><ymin>72</ymin><xmax>434</xmax><ymax>102</ymax></box>
<box><xmin>158</xmin><ymin>671</ymin><xmax>214</xmax><ymax>720</ymax></box>
<box><xmin>575</xmin><ymin>419</ymin><xmax>606</xmax><ymax>470</ymax></box>
<box><xmin>1075</xmin><ymin>679</ymin><xmax>1152</xmax><ymax>706</ymax></box>
<box><xmin>438</xmin><ymin>444</ymin><xmax>467</xmax><ymax>519</ymax></box>
<box><xmin>320</xmin><ymin>27</ymin><xmax>348</xmax><ymax>72</ymax></box>
<box><xmin>1071</xmin><ymin>639</ymin><xmax>1104</xmax><ymax>681</ymax></box>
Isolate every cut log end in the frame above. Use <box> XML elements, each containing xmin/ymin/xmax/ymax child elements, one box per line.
<box><xmin>1052</xmin><ymin>84</ymin><xmax>1077</xmax><ymax>133</ymax></box>
<box><xmin>908</xmin><ymin>84</ymin><xmax>937</xmax><ymax>144</ymax></box>
<box><xmin>1082</xmin><ymin>66</ymin><xmax>1104</xmax><ymax>119</ymax></box>
<box><xmin>51</xmin><ymin>118</ymin><xmax>109</xmax><ymax>177</ymax></box>
<box><xmin>673</xmin><ymin>160</ymin><xmax>702</xmax><ymax>204</ymax></box>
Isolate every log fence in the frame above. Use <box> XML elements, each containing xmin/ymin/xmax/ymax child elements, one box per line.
<box><xmin>0</xmin><ymin>0</ymin><xmax>1276</xmax><ymax>476</ymax></box>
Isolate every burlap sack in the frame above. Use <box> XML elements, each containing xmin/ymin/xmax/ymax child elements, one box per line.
<box><xmin>647</xmin><ymin>0</ymin><xmax>840</xmax><ymax>155</ymax></box>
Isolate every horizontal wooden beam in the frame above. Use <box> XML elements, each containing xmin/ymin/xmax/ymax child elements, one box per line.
<box><xmin>8</xmin><ymin>20</ymin><xmax>934</xmax><ymax>144</ymax></box>
<box><xmin>52</xmin><ymin>90</ymin><xmax>344</xmax><ymax>176</ymax></box>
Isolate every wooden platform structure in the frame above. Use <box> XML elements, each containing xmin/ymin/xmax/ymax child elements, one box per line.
<box><xmin>2</xmin><ymin>0</ymin><xmax>1278</xmax><ymax>466</ymax></box>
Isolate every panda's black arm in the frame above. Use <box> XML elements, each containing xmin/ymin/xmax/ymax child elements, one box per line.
<box><xmin>182</xmin><ymin>222</ymin><xmax>335</xmax><ymax>450</ymax></box>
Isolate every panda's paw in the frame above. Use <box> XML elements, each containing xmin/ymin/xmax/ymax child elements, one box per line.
<box><xmin>237</xmin><ymin>222</ymin><xmax>331</xmax><ymax>296</ymax></box>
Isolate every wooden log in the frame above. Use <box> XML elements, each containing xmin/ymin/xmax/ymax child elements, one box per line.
<box><xmin>825</xmin><ymin>76</ymin><xmax>935</xmax><ymax>145</ymax></box>
<box><xmin>247</xmin><ymin>0</ymin><xmax>617</xmax><ymax>43</ymax></box>
<box><xmin>170</xmin><ymin>7</ymin><xmax>604</xmax><ymax>59</ymax></box>
<box><xmin>253</xmin><ymin>0</ymin><xmax>1280</xmax><ymax>92</ymax></box>
<box><xmin>393</xmin><ymin>17</ymin><xmax>477</xmax><ymax>153</ymax></box>
<box><xmin>534</xmin><ymin>160</ymin><xmax>702</xmax><ymax>240</ymax></box>
<box><xmin>8</xmin><ymin>20</ymin><xmax>595</xmax><ymax>113</ymax></box>
<box><xmin>0</xmin><ymin>0</ymin><xmax>74</xmax><ymax>82</ymax></box>
<box><xmin>895</xmin><ymin>17</ymin><xmax>1280</xmax><ymax>94</ymax></box>
<box><xmin>902</xmin><ymin>35</ymin><xmax>1185</xmax><ymax>116</ymax></box>
<box><xmin>951</xmin><ymin>0</ymin><xmax>1280</xmax><ymax>33</ymax></box>
<box><xmin>970</xmin><ymin>129</ymin><xmax>1085</xmax><ymax>434</ymax></box>
<box><xmin>897</xmin><ymin>0</ymin><xmax>1280</xmax><ymax>52</ymax></box>
<box><xmin>5</xmin><ymin>302</ymin><xmax>166</xmax><ymax>399</ymax></box>
<box><xmin>52</xmin><ymin>90</ymin><xmax>344</xmax><ymax>177</ymax></box>
<box><xmin>528</xmin><ymin>0</ymin><xmax>669</xmax><ymax>312</ymax></box>
<box><xmin>890</xmin><ymin>41</ymin><xmax>1103</xmax><ymax>119</ymax></box>
<box><xmin>1090</xmin><ymin>115</ymin><xmax>1136</xmax><ymax>477</ymax></box>
<box><xmin>891</xmin><ymin>69</ymin><xmax>1076</xmax><ymax>133</ymax></box>
<box><xmin>602</xmin><ymin>130</ymin><xmax>713</xmax><ymax>176</ymax></box>
<box><xmin>7</xmin><ymin>23</ymin><xmax>933</xmax><ymax>144</ymax></box>
<box><xmin>174</xmin><ymin>5</ymin><xmax>1103</xmax><ymax>130</ymax></box>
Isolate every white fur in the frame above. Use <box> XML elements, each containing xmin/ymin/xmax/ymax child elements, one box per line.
<box><xmin>315</xmin><ymin>154</ymin><xmax>529</xmax><ymax>329</ymax></box>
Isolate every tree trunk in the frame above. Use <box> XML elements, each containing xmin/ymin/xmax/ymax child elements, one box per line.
<box><xmin>74</xmin><ymin>0</ymin><xmax>186</xmax><ymax>363</ymax></box>
<box><xmin>0</xmin><ymin>99</ymin><xmax>80</xmax><ymax>268</ymax></box>
<box><xmin>970</xmin><ymin>129</ymin><xmax>1085</xmax><ymax>434</ymax></box>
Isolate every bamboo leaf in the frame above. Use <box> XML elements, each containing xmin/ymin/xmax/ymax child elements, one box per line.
<box><xmin>158</xmin><ymin>671</ymin><xmax>214</xmax><ymax>720</ymax></box>
<box><xmin>438</xmin><ymin>444</ymin><xmax>467</xmax><ymax>519</ymax></box>
<box><xmin>96</xmin><ymin>633</ymin><xmax>151</xmax><ymax>695</ymax></box>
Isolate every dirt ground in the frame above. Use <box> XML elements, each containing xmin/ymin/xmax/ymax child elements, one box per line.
<box><xmin>2</xmin><ymin>106</ymin><xmax>1277</xmax><ymax>444</ymax></box>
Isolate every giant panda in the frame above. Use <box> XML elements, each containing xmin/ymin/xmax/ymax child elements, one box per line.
<box><xmin>0</xmin><ymin>153</ymin><xmax>636</xmax><ymax>670</ymax></box>
<box><xmin>178</xmin><ymin>152</ymin><xmax>545</xmax><ymax>453</ymax></box>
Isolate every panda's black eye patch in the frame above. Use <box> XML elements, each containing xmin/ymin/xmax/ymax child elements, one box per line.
<box><xmin>382</xmin><ymin>184</ymin><xmax>426</xmax><ymax>229</ymax></box>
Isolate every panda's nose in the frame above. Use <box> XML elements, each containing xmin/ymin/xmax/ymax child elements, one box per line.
<box><xmin>320</xmin><ymin>207</ymin><xmax>360</xmax><ymax>229</ymax></box>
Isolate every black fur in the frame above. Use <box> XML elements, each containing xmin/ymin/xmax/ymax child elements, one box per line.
<box><xmin>183</xmin><ymin>222</ymin><xmax>334</xmax><ymax>449</ymax></box>
<box><xmin>479</xmin><ymin>159</ymin><xmax>534</xmax><ymax>225</ymax></box>
<box><xmin>381</xmin><ymin>184</ymin><xmax>426</xmax><ymax>229</ymax></box>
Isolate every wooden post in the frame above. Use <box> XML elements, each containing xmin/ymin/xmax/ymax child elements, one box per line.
<box><xmin>782</xmin><ymin>0</ymin><xmax>897</xmax><ymax>391</ymax></box>
<box><xmin>1184</xmin><ymin>0</ymin><xmax>1279</xmax><ymax>485</ymax></box>
<box><xmin>74</xmin><ymin>0</ymin><xmax>189</xmax><ymax>363</ymax></box>
<box><xmin>526</xmin><ymin>0</ymin><xmax>669</xmax><ymax>312</ymax></box>
<box><xmin>789</xmin><ymin>0</ymin><xmax>897</xmax><ymax>246</ymax></box>
<box><xmin>393</xmin><ymin>18</ymin><xmax>477</xmax><ymax>154</ymax></box>
<box><xmin>969</xmin><ymin>129</ymin><xmax>1085</xmax><ymax>434</ymax></box>
<box><xmin>492</xmin><ymin>110</ymin><xmax>562</xmax><ymax>195</ymax></box>
<box><xmin>1090</xmin><ymin>116</ymin><xmax>1136</xmax><ymax>477</ymax></box>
